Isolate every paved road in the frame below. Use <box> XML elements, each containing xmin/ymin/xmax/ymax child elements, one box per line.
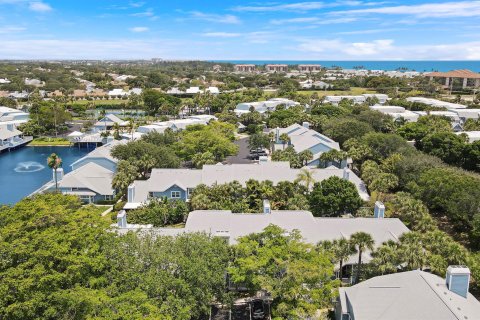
<box><xmin>225</xmin><ymin>137</ymin><xmax>253</xmax><ymax>164</ymax></box>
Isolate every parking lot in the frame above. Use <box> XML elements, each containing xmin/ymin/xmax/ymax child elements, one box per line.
<box><xmin>225</xmin><ymin>137</ymin><xmax>254</xmax><ymax>164</ymax></box>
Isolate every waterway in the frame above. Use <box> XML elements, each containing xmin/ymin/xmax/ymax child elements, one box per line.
<box><xmin>0</xmin><ymin>146</ymin><xmax>91</xmax><ymax>205</ymax></box>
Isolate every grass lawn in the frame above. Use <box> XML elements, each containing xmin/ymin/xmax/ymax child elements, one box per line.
<box><xmin>296</xmin><ymin>87</ymin><xmax>377</xmax><ymax>97</ymax></box>
<box><xmin>29</xmin><ymin>137</ymin><xmax>71</xmax><ymax>146</ymax></box>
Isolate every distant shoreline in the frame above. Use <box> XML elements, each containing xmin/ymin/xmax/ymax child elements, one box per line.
<box><xmin>210</xmin><ymin>60</ymin><xmax>480</xmax><ymax>72</ymax></box>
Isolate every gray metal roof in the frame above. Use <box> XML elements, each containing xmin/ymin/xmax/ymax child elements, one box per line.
<box><xmin>123</xmin><ymin>210</ymin><xmax>408</xmax><ymax>264</ymax></box>
<box><xmin>340</xmin><ymin>270</ymin><xmax>480</xmax><ymax>320</ymax></box>
<box><xmin>129</xmin><ymin>162</ymin><xmax>369</xmax><ymax>204</ymax></box>
<box><xmin>58</xmin><ymin>162</ymin><xmax>114</xmax><ymax>195</ymax></box>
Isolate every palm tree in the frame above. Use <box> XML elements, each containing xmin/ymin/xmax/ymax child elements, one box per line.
<box><xmin>128</xmin><ymin>119</ymin><xmax>135</xmax><ymax>140</ymax></box>
<box><xmin>47</xmin><ymin>153</ymin><xmax>62</xmax><ymax>191</ymax></box>
<box><xmin>100</xmin><ymin>108</ymin><xmax>107</xmax><ymax>132</ymax></box>
<box><xmin>333</xmin><ymin>237</ymin><xmax>356</xmax><ymax>280</ymax></box>
<box><xmin>350</xmin><ymin>232</ymin><xmax>375</xmax><ymax>284</ymax></box>
<box><xmin>112</xmin><ymin>122</ymin><xmax>121</xmax><ymax>140</ymax></box>
<box><xmin>279</xmin><ymin>133</ymin><xmax>290</xmax><ymax>150</ymax></box>
<box><xmin>298</xmin><ymin>150</ymin><xmax>313</xmax><ymax>166</ymax></box>
<box><xmin>295</xmin><ymin>168</ymin><xmax>315</xmax><ymax>192</ymax></box>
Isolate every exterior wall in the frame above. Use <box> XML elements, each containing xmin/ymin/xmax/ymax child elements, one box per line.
<box><xmin>71</xmin><ymin>157</ymin><xmax>117</xmax><ymax>172</ymax></box>
<box><xmin>151</xmin><ymin>185</ymin><xmax>187</xmax><ymax>201</ymax></box>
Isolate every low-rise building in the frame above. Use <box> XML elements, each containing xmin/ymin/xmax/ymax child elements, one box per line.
<box><xmin>406</xmin><ymin>97</ymin><xmax>467</xmax><ymax>110</ymax></box>
<box><xmin>265</xmin><ymin>64</ymin><xmax>288</xmax><ymax>72</ymax></box>
<box><xmin>48</xmin><ymin>163</ymin><xmax>115</xmax><ymax>203</ymax></box>
<box><xmin>0</xmin><ymin>123</ymin><xmax>32</xmax><ymax>152</ymax></box>
<box><xmin>125</xmin><ymin>162</ymin><xmax>368</xmax><ymax>209</ymax></box>
<box><xmin>93</xmin><ymin>113</ymin><xmax>129</xmax><ymax>132</ymax></box>
<box><xmin>324</xmin><ymin>95</ymin><xmax>366</xmax><ymax>105</ymax></box>
<box><xmin>234</xmin><ymin>64</ymin><xmax>256</xmax><ymax>73</ymax></box>
<box><xmin>116</xmin><ymin>205</ymin><xmax>407</xmax><ymax>274</ymax></box>
<box><xmin>0</xmin><ymin>106</ymin><xmax>29</xmax><ymax>125</ymax></box>
<box><xmin>271</xmin><ymin>123</ymin><xmax>344</xmax><ymax>168</ymax></box>
<box><xmin>336</xmin><ymin>267</ymin><xmax>480</xmax><ymax>320</ymax></box>
<box><xmin>235</xmin><ymin>98</ymin><xmax>299</xmax><ymax>115</ymax></box>
<box><xmin>298</xmin><ymin>64</ymin><xmax>322</xmax><ymax>72</ymax></box>
<box><xmin>456</xmin><ymin>131</ymin><xmax>480</xmax><ymax>143</ymax></box>
<box><xmin>70</xmin><ymin>140</ymin><xmax>124</xmax><ymax>172</ymax></box>
<box><xmin>369</xmin><ymin>105</ymin><xmax>420</xmax><ymax>122</ymax></box>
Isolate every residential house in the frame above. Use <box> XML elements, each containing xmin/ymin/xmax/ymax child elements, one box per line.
<box><xmin>406</xmin><ymin>97</ymin><xmax>467</xmax><ymax>110</ymax></box>
<box><xmin>336</xmin><ymin>267</ymin><xmax>480</xmax><ymax>320</ymax></box>
<box><xmin>0</xmin><ymin>123</ymin><xmax>32</xmax><ymax>152</ymax></box>
<box><xmin>93</xmin><ymin>113</ymin><xmax>129</xmax><ymax>132</ymax></box>
<box><xmin>48</xmin><ymin>163</ymin><xmax>115</xmax><ymax>203</ymax></box>
<box><xmin>369</xmin><ymin>105</ymin><xmax>420</xmax><ymax>123</ymax></box>
<box><xmin>116</xmin><ymin>204</ymin><xmax>407</xmax><ymax>277</ymax></box>
<box><xmin>456</xmin><ymin>131</ymin><xmax>480</xmax><ymax>143</ymax></box>
<box><xmin>70</xmin><ymin>140</ymin><xmax>124</xmax><ymax>172</ymax></box>
<box><xmin>362</xmin><ymin>93</ymin><xmax>389</xmax><ymax>104</ymax></box>
<box><xmin>271</xmin><ymin>123</ymin><xmax>344</xmax><ymax>168</ymax></box>
<box><xmin>234</xmin><ymin>98</ymin><xmax>299</xmax><ymax>115</ymax></box>
<box><xmin>124</xmin><ymin>161</ymin><xmax>369</xmax><ymax>209</ymax></box>
<box><xmin>324</xmin><ymin>95</ymin><xmax>366</xmax><ymax>105</ymax></box>
<box><xmin>0</xmin><ymin>106</ymin><xmax>29</xmax><ymax>125</ymax></box>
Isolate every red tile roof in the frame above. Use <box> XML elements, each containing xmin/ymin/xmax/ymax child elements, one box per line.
<box><xmin>425</xmin><ymin>69</ymin><xmax>480</xmax><ymax>79</ymax></box>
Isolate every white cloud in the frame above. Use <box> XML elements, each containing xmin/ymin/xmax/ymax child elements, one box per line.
<box><xmin>28</xmin><ymin>1</ymin><xmax>52</xmax><ymax>12</ymax></box>
<box><xmin>201</xmin><ymin>32</ymin><xmax>242</xmax><ymax>38</ymax></box>
<box><xmin>233</xmin><ymin>2</ymin><xmax>329</xmax><ymax>12</ymax></box>
<box><xmin>0</xmin><ymin>26</ymin><xmax>26</xmax><ymax>33</ymax></box>
<box><xmin>129</xmin><ymin>27</ymin><xmax>149</xmax><ymax>33</ymax></box>
<box><xmin>131</xmin><ymin>8</ymin><xmax>155</xmax><ymax>17</ymax></box>
<box><xmin>233</xmin><ymin>1</ymin><xmax>381</xmax><ymax>12</ymax></box>
<box><xmin>189</xmin><ymin>11</ymin><xmax>241</xmax><ymax>24</ymax></box>
<box><xmin>271</xmin><ymin>17</ymin><xmax>357</xmax><ymax>25</ymax></box>
<box><xmin>296</xmin><ymin>38</ymin><xmax>480</xmax><ymax>60</ymax></box>
<box><xmin>333</xmin><ymin>1</ymin><xmax>480</xmax><ymax>18</ymax></box>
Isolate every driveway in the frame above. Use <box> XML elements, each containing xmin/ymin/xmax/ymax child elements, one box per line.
<box><xmin>225</xmin><ymin>137</ymin><xmax>253</xmax><ymax>164</ymax></box>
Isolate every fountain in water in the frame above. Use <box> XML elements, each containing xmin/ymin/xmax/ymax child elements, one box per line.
<box><xmin>14</xmin><ymin>161</ymin><xmax>45</xmax><ymax>173</ymax></box>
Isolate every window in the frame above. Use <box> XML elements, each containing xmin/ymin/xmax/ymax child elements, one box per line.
<box><xmin>105</xmin><ymin>195</ymin><xmax>113</xmax><ymax>201</ymax></box>
<box><xmin>187</xmin><ymin>188</ymin><xmax>195</xmax><ymax>199</ymax></box>
<box><xmin>148</xmin><ymin>192</ymin><xmax>154</xmax><ymax>199</ymax></box>
<box><xmin>171</xmin><ymin>191</ymin><xmax>181</xmax><ymax>199</ymax></box>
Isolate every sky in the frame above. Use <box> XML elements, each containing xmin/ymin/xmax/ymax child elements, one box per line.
<box><xmin>0</xmin><ymin>0</ymin><xmax>480</xmax><ymax>60</ymax></box>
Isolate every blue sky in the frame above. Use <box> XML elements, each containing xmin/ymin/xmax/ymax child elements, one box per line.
<box><xmin>0</xmin><ymin>0</ymin><xmax>479</xmax><ymax>60</ymax></box>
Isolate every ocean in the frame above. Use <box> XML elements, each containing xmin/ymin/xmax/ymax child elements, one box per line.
<box><xmin>212</xmin><ymin>60</ymin><xmax>480</xmax><ymax>72</ymax></box>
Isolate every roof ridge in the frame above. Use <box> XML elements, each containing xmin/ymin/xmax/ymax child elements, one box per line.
<box><xmin>418</xmin><ymin>271</ymin><xmax>460</xmax><ymax>320</ymax></box>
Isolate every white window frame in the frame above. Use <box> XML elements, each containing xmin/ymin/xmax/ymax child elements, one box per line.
<box><xmin>187</xmin><ymin>188</ymin><xmax>194</xmax><ymax>199</ymax></box>
<box><xmin>171</xmin><ymin>191</ymin><xmax>181</xmax><ymax>199</ymax></box>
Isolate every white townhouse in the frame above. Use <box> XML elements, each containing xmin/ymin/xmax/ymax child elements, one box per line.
<box><xmin>124</xmin><ymin>161</ymin><xmax>369</xmax><ymax>210</ymax></box>
<box><xmin>271</xmin><ymin>123</ymin><xmax>344</xmax><ymax>168</ymax></box>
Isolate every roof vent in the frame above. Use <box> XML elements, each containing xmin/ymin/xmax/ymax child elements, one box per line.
<box><xmin>446</xmin><ymin>265</ymin><xmax>470</xmax><ymax>298</ymax></box>
<box><xmin>374</xmin><ymin>201</ymin><xmax>385</xmax><ymax>218</ymax></box>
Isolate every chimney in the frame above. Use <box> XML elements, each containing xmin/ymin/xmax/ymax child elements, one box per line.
<box><xmin>53</xmin><ymin>168</ymin><xmax>64</xmax><ymax>181</ymax></box>
<box><xmin>374</xmin><ymin>201</ymin><xmax>385</xmax><ymax>218</ymax></box>
<box><xmin>117</xmin><ymin>210</ymin><xmax>127</xmax><ymax>228</ymax></box>
<box><xmin>446</xmin><ymin>266</ymin><xmax>470</xmax><ymax>298</ymax></box>
<box><xmin>263</xmin><ymin>199</ymin><xmax>271</xmax><ymax>214</ymax></box>
<box><xmin>302</xmin><ymin>121</ymin><xmax>310</xmax><ymax>129</ymax></box>
<box><xmin>343</xmin><ymin>167</ymin><xmax>350</xmax><ymax>181</ymax></box>
<box><xmin>127</xmin><ymin>184</ymin><xmax>135</xmax><ymax>203</ymax></box>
